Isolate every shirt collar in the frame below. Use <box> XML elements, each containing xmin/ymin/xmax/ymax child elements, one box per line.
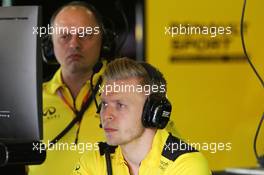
<box><xmin>48</xmin><ymin>68</ymin><xmax>64</xmax><ymax>94</ymax></box>
<box><xmin>114</xmin><ymin>129</ymin><xmax>169</xmax><ymax>167</ymax></box>
<box><xmin>46</xmin><ymin>60</ymin><xmax>107</xmax><ymax>94</ymax></box>
<box><xmin>141</xmin><ymin>129</ymin><xmax>169</xmax><ymax>167</ymax></box>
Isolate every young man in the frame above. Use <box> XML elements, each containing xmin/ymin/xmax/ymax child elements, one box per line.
<box><xmin>72</xmin><ymin>57</ymin><xmax>211</xmax><ymax>175</ymax></box>
<box><xmin>29</xmin><ymin>2</ymin><xmax>107</xmax><ymax>175</ymax></box>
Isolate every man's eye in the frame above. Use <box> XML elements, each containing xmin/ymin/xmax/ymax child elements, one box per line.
<box><xmin>79</xmin><ymin>33</ymin><xmax>93</xmax><ymax>39</ymax></box>
<box><xmin>117</xmin><ymin>103</ymin><xmax>125</xmax><ymax>109</ymax></box>
<box><xmin>102</xmin><ymin>101</ymin><xmax>108</xmax><ymax>108</ymax></box>
<box><xmin>60</xmin><ymin>34</ymin><xmax>70</xmax><ymax>40</ymax></box>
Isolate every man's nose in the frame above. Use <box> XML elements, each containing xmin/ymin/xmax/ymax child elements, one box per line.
<box><xmin>69</xmin><ymin>35</ymin><xmax>81</xmax><ymax>49</ymax></box>
<box><xmin>101</xmin><ymin>106</ymin><xmax>114</xmax><ymax>122</ymax></box>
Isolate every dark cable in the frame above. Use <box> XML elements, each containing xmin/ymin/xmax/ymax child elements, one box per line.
<box><xmin>76</xmin><ymin>63</ymin><xmax>103</xmax><ymax>144</ymax></box>
<box><xmin>241</xmin><ymin>0</ymin><xmax>264</xmax><ymax>167</ymax></box>
<box><xmin>240</xmin><ymin>0</ymin><xmax>264</xmax><ymax>88</ymax></box>
<box><xmin>105</xmin><ymin>146</ymin><xmax>113</xmax><ymax>175</ymax></box>
<box><xmin>90</xmin><ymin>73</ymin><xmax>99</xmax><ymax>109</ymax></box>
<box><xmin>48</xmin><ymin>76</ymin><xmax>102</xmax><ymax>148</ymax></box>
<box><xmin>253</xmin><ymin>113</ymin><xmax>264</xmax><ymax>166</ymax></box>
<box><xmin>90</xmin><ymin>62</ymin><xmax>103</xmax><ymax>110</ymax></box>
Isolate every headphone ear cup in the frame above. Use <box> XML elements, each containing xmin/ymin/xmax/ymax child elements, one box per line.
<box><xmin>142</xmin><ymin>95</ymin><xmax>152</xmax><ymax>128</ymax></box>
<box><xmin>41</xmin><ymin>34</ymin><xmax>58</xmax><ymax>65</ymax></box>
<box><xmin>142</xmin><ymin>93</ymin><xmax>172</xmax><ymax>129</ymax></box>
<box><xmin>100</xmin><ymin>29</ymin><xmax>116</xmax><ymax>59</ymax></box>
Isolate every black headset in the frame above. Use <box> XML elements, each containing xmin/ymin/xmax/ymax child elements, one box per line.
<box><xmin>41</xmin><ymin>1</ymin><xmax>117</xmax><ymax>65</ymax></box>
<box><xmin>140</xmin><ymin>62</ymin><xmax>172</xmax><ymax>129</ymax></box>
<box><xmin>142</xmin><ymin>93</ymin><xmax>171</xmax><ymax>129</ymax></box>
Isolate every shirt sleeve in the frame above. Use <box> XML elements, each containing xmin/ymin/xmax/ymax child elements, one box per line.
<box><xmin>166</xmin><ymin>152</ymin><xmax>212</xmax><ymax>175</ymax></box>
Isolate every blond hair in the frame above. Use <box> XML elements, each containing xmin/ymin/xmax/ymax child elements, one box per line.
<box><xmin>104</xmin><ymin>57</ymin><xmax>167</xmax><ymax>95</ymax></box>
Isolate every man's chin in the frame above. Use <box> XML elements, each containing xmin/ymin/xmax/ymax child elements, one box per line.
<box><xmin>66</xmin><ymin>64</ymin><xmax>88</xmax><ymax>74</ymax></box>
<box><xmin>106</xmin><ymin>140</ymin><xmax>119</xmax><ymax>146</ymax></box>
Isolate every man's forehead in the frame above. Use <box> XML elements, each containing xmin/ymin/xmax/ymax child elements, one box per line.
<box><xmin>105</xmin><ymin>78</ymin><xmax>141</xmax><ymax>85</ymax></box>
<box><xmin>61</xmin><ymin>6</ymin><xmax>93</xmax><ymax>16</ymax></box>
<box><xmin>101</xmin><ymin>90</ymin><xmax>123</xmax><ymax>98</ymax></box>
<box><xmin>54</xmin><ymin>6</ymin><xmax>95</xmax><ymax>24</ymax></box>
<box><xmin>101</xmin><ymin>78</ymin><xmax>145</xmax><ymax>98</ymax></box>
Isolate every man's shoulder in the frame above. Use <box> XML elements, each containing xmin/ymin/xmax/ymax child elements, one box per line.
<box><xmin>161</xmin><ymin>133</ymin><xmax>211</xmax><ymax>174</ymax></box>
<box><xmin>161</xmin><ymin>132</ymin><xmax>198</xmax><ymax>162</ymax></box>
<box><xmin>167</xmin><ymin>151</ymin><xmax>211</xmax><ymax>174</ymax></box>
<box><xmin>175</xmin><ymin>151</ymin><xmax>208</xmax><ymax>163</ymax></box>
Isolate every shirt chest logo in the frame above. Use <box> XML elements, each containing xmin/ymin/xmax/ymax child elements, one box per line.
<box><xmin>159</xmin><ymin>160</ymin><xmax>169</xmax><ymax>171</ymax></box>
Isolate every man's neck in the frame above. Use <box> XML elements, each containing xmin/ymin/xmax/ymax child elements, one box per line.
<box><xmin>120</xmin><ymin>129</ymin><xmax>156</xmax><ymax>175</ymax></box>
<box><xmin>61</xmin><ymin>69</ymin><xmax>93</xmax><ymax>99</ymax></box>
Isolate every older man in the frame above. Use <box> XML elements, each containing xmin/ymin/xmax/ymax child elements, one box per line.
<box><xmin>29</xmin><ymin>2</ymin><xmax>107</xmax><ymax>175</ymax></box>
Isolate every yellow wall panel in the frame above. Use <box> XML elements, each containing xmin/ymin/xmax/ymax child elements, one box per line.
<box><xmin>146</xmin><ymin>0</ymin><xmax>264</xmax><ymax>170</ymax></box>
